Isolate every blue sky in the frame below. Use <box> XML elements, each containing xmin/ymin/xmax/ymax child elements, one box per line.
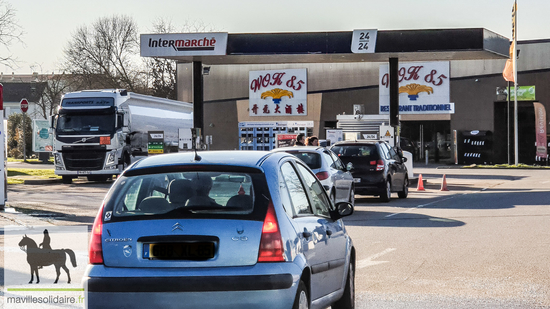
<box><xmin>5</xmin><ymin>0</ymin><xmax>547</xmax><ymax>74</ymax></box>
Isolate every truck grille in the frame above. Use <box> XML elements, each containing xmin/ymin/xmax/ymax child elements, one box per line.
<box><xmin>61</xmin><ymin>146</ymin><xmax>107</xmax><ymax>170</ymax></box>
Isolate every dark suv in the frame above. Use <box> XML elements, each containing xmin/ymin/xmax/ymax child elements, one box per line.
<box><xmin>331</xmin><ymin>140</ymin><xmax>409</xmax><ymax>202</ymax></box>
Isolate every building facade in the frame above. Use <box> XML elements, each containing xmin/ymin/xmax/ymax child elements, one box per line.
<box><xmin>174</xmin><ymin>38</ymin><xmax>549</xmax><ymax>164</ymax></box>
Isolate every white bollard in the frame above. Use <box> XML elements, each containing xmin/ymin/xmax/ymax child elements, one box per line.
<box><xmin>402</xmin><ymin>151</ymin><xmax>414</xmax><ymax>180</ymax></box>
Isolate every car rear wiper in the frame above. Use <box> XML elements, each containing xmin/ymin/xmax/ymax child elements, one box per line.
<box><xmin>184</xmin><ymin>205</ymin><xmax>243</xmax><ymax>212</ymax></box>
<box><xmin>166</xmin><ymin>205</ymin><xmax>243</xmax><ymax>215</ymax></box>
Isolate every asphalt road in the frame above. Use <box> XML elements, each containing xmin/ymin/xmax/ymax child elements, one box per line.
<box><xmin>1</xmin><ymin>166</ymin><xmax>550</xmax><ymax>308</ymax></box>
<box><xmin>351</xmin><ymin>167</ymin><xmax>550</xmax><ymax>308</ymax></box>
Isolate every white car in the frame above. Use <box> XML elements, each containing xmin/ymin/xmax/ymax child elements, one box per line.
<box><xmin>273</xmin><ymin>146</ymin><xmax>355</xmax><ymax>206</ymax></box>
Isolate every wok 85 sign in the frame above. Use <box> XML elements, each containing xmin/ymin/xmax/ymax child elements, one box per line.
<box><xmin>379</xmin><ymin>61</ymin><xmax>454</xmax><ymax>114</ymax></box>
<box><xmin>249</xmin><ymin>69</ymin><xmax>307</xmax><ymax>116</ymax></box>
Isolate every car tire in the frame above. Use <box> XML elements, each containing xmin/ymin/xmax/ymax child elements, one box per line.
<box><xmin>62</xmin><ymin>176</ymin><xmax>72</xmax><ymax>184</ymax></box>
<box><xmin>380</xmin><ymin>179</ymin><xmax>391</xmax><ymax>202</ymax></box>
<box><xmin>292</xmin><ymin>280</ymin><xmax>309</xmax><ymax>309</ymax></box>
<box><xmin>332</xmin><ymin>261</ymin><xmax>355</xmax><ymax>309</ymax></box>
<box><xmin>398</xmin><ymin>176</ymin><xmax>409</xmax><ymax>199</ymax></box>
<box><xmin>348</xmin><ymin>186</ymin><xmax>355</xmax><ymax>206</ymax></box>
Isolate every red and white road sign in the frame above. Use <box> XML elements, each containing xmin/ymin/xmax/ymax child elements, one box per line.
<box><xmin>20</xmin><ymin>98</ymin><xmax>28</xmax><ymax>113</ymax></box>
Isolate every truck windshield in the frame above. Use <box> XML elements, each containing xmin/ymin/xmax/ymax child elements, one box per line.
<box><xmin>56</xmin><ymin>113</ymin><xmax>115</xmax><ymax>135</ymax></box>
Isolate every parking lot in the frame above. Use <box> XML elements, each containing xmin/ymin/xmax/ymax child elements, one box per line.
<box><xmin>1</xmin><ymin>165</ymin><xmax>550</xmax><ymax>308</ymax></box>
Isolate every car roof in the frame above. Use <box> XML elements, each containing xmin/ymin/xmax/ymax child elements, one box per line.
<box><xmin>272</xmin><ymin>146</ymin><xmax>326</xmax><ymax>153</ymax></box>
<box><xmin>332</xmin><ymin>139</ymin><xmax>386</xmax><ymax>145</ymax></box>
<box><xmin>127</xmin><ymin>150</ymin><xmax>291</xmax><ymax>172</ymax></box>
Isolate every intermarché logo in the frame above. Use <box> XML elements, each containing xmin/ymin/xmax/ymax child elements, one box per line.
<box><xmin>148</xmin><ymin>37</ymin><xmax>217</xmax><ymax>51</ymax></box>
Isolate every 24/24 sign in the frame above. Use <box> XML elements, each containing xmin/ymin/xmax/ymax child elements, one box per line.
<box><xmin>351</xmin><ymin>29</ymin><xmax>378</xmax><ymax>53</ymax></box>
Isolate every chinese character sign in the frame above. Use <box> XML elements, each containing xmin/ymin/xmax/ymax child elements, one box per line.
<box><xmin>379</xmin><ymin>61</ymin><xmax>454</xmax><ymax>114</ymax></box>
<box><xmin>249</xmin><ymin>69</ymin><xmax>307</xmax><ymax>116</ymax></box>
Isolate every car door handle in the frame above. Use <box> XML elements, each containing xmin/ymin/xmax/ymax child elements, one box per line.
<box><xmin>302</xmin><ymin>231</ymin><xmax>312</xmax><ymax>238</ymax></box>
<box><xmin>326</xmin><ymin>230</ymin><xmax>333</xmax><ymax>236</ymax></box>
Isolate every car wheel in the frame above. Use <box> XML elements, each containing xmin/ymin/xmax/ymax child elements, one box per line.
<box><xmin>380</xmin><ymin>179</ymin><xmax>391</xmax><ymax>202</ymax></box>
<box><xmin>332</xmin><ymin>261</ymin><xmax>355</xmax><ymax>309</ymax></box>
<box><xmin>348</xmin><ymin>186</ymin><xmax>355</xmax><ymax>206</ymax></box>
<box><xmin>398</xmin><ymin>176</ymin><xmax>409</xmax><ymax>199</ymax></box>
<box><xmin>292</xmin><ymin>280</ymin><xmax>309</xmax><ymax>309</ymax></box>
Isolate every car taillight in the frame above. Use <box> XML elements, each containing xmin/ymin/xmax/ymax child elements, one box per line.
<box><xmin>258</xmin><ymin>202</ymin><xmax>284</xmax><ymax>262</ymax></box>
<box><xmin>315</xmin><ymin>171</ymin><xmax>329</xmax><ymax>181</ymax></box>
<box><xmin>376</xmin><ymin>160</ymin><xmax>384</xmax><ymax>171</ymax></box>
<box><xmin>89</xmin><ymin>204</ymin><xmax>104</xmax><ymax>264</ymax></box>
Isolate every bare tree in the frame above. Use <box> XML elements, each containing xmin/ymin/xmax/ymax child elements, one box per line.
<box><xmin>0</xmin><ymin>0</ymin><xmax>24</xmax><ymax>68</ymax></box>
<box><xmin>145</xmin><ymin>19</ymin><xmax>215</xmax><ymax>99</ymax></box>
<box><xmin>34</xmin><ymin>73</ymin><xmax>74</xmax><ymax>119</ymax></box>
<box><xmin>62</xmin><ymin>15</ymin><xmax>145</xmax><ymax>92</ymax></box>
<box><xmin>145</xmin><ymin>19</ymin><xmax>177</xmax><ymax>99</ymax></box>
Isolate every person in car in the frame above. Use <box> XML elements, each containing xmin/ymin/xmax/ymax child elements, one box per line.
<box><xmin>187</xmin><ymin>174</ymin><xmax>222</xmax><ymax>207</ymax></box>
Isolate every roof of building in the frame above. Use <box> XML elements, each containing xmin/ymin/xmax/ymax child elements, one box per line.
<box><xmin>152</xmin><ymin>28</ymin><xmax>509</xmax><ymax>64</ymax></box>
<box><xmin>2</xmin><ymin>82</ymin><xmax>47</xmax><ymax>103</ymax></box>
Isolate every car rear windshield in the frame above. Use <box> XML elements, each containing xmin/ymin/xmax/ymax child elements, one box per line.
<box><xmin>331</xmin><ymin>144</ymin><xmax>379</xmax><ymax>160</ymax></box>
<box><xmin>286</xmin><ymin>151</ymin><xmax>322</xmax><ymax>170</ymax></box>
<box><xmin>104</xmin><ymin>168</ymin><xmax>269</xmax><ymax>221</ymax></box>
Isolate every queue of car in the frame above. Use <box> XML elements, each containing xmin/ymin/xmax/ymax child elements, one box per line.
<box><xmin>271</xmin><ymin>146</ymin><xmax>355</xmax><ymax>206</ymax></box>
<box><xmin>83</xmin><ymin>140</ymin><xmax>409</xmax><ymax>308</ymax></box>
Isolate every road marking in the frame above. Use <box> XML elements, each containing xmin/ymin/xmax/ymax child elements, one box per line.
<box><xmin>357</xmin><ymin>248</ymin><xmax>396</xmax><ymax>269</ymax></box>
<box><xmin>385</xmin><ymin>196</ymin><xmax>457</xmax><ymax>218</ymax></box>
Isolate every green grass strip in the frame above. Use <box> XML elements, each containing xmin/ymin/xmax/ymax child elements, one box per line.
<box><xmin>7</xmin><ymin>288</ymin><xmax>84</xmax><ymax>291</ymax></box>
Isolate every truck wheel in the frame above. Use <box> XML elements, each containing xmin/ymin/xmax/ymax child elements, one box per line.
<box><xmin>62</xmin><ymin>176</ymin><xmax>72</xmax><ymax>184</ymax></box>
<box><xmin>87</xmin><ymin>175</ymin><xmax>109</xmax><ymax>182</ymax></box>
<box><xmin>121</xmin><ymin>153</ymin><xmax>131</xmax><ymax>170</ymax></box>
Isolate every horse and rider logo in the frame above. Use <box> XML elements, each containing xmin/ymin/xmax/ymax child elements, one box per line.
<box><xmin>18</xmin><ymin>229</ymin><xmax>77</xmax><ymax>284</ymax></box>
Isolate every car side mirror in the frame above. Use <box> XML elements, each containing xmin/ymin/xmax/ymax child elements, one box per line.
<box><xmin>346</xmin><ymin>162</ymin><xmax>354</xmax><ymax>171</ymax></box>
<box><xmin>330</xmin><ymin>202</ymin><xmax>354</xmax><ymax>220</ymax></box>
<box><xmin>402</xmin><ymin>157</ymin><xmax>407</xmax><ymax>162</ymax></box>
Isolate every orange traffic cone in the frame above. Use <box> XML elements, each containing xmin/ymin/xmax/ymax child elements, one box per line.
<box><xmin>417</xmin><ymin>174</ymin><xmax>425</xmax><ymax>191</ymax></box>
<box><xmin>440</xmin><ymin>174</ymin><xmax>449</xmax><ymax>191</ymax></box>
